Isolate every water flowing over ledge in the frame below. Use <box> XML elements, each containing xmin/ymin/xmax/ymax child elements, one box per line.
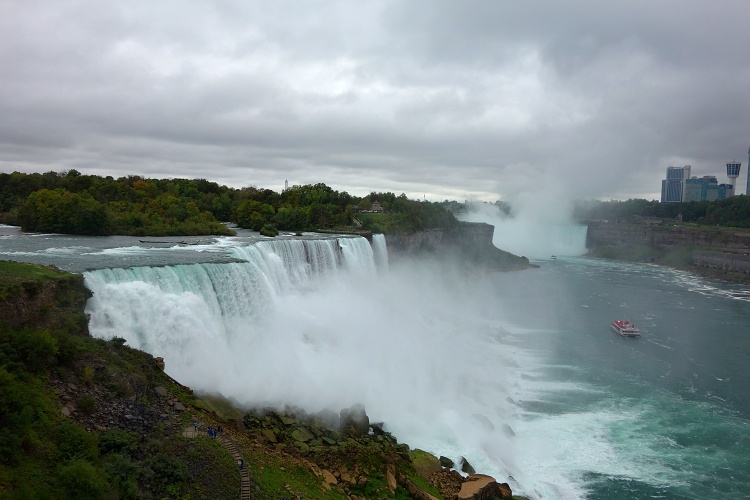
<box><xmin>82</xmin><ymin>234</ymin><xmax>540</xmax><ymax>496</ymax></box>
<box><xmin>84</xmin><ymin>236</ymin><xmax>378</xmax><ymax>351</ymax></box>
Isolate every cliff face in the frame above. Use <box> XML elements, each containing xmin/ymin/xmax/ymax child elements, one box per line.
<box><xmin>384</xmin><ymin>222</ymin><xmax>535</xmax><ymax>271</ymax></box>
<box><xmin>587</xmin><ymin>222</ymin><xmax>750</xmax><ymax>254</ymax></box>
<box><xmin>0</xmin><ymin>262</ymin><xmax>91</xmax><ymax>334</ymax></box>
<box><xmin>586</xmin><ymin>222</ymin><xmax>750</xmax><ymax>278</ymax></box>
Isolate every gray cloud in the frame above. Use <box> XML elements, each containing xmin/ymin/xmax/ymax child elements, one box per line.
<box><xmin>2</xmin><ymin>0</ymin><xmax>749</xmax><ymax>203</ymax></box>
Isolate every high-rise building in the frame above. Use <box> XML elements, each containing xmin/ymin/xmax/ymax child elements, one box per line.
<box><xmin>661</xmin><ymin>165</ymin><xmax>691</xmax><ymax>202</ymax></box>
<box><xmin>726</xmin><ymin>160</ymin><xmax>742</xmax><ymax>194</ymax></box>
<box><xmin>707</xmin><ymin>182</ymin><xmax>734</xmax><ymax>201</ymax></box>
<box><xmin>684</xmin><ymin>176</ymin><xmax>717</xmax><ymax>202</ymax></box>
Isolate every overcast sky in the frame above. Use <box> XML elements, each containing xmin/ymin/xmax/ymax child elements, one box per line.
<box><xmin>2</xmin><ymin>1</ymin><xmax>750</xmax><ymax>203</ymax></box>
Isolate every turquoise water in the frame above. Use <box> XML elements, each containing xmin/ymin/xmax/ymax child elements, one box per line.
<box><xmin>486</xmin><ymin>257</ymin><xmax>750</xmax><ymax>499</ymax></box>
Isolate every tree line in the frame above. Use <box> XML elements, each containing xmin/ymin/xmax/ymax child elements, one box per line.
<box><xmin>0</xmin><ymin>170</ymin><xmax>457</xmax><ymax>236</ymax></box>
<box><xmin>574</xmin><ymin>196</ymin><xmax>750</xmax><ymax>228</ymax></box>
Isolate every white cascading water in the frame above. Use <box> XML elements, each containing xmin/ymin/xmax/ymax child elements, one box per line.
<box><xmin>371</xmin><ymin>233</ymin><xmax>389</xmax><ymax>271</ymax></box>
<box><xmin>459</xmin><ymin>204</ymin><xmax>588</xmax><ymax>260</ymax></box>
<box><xmin>84</xmin><ymin>234</ymin><xmax>571</xmax><ymax>499</ymax></box>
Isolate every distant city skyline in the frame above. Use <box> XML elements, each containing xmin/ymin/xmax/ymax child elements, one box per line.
<box><xmin>660</xmin><ymin>158</ymin><xmax>745</xmax><ymax>203</ymax></box>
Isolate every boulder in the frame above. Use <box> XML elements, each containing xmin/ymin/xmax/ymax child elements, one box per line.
<box><xmin>459</xmin><ymin>456</ymin><xmax>475</xmax><ymax>475</ymax></box>
<box><xmin>261</xmin><ymin>429</ymin><xmax>278</xmax><ymax>443</ymax></box>
<box><xmin>280</xmin><ymin>415</ymin><xmax>296</xmax><ymax>426</ymax></box>
<box><xmin>411</xmin><ymin>449</ymin><xmax>442</xmax><ymax>478</ymax></box>
<box><xmin>153</xmin><ymin>385</ymin><xmax>168</xmax><ymax>397</ymax></box>
<box><xmin>430</xmin><ymin>469</ymin><xmax>465</xmax><ymax>499</ymax></box>
<box><xmin>231</xmin><ymin>418</ymin><xmax>246</xmax><ymax>432</ymax></box>
<box><xmin>386</xmin><ymin>464</ymin><xmax>397</xmax><ymax>493</ymax></box>
<box><xmin>457</xmin><ymin>474</ymin><xmax>512</xmax><ymax>500</ymax></box>
<box><xmin>439</xmin><ymin>456</ymin><xmax>454</xmax><ymax>468</ymax></box>
<box><xmin>291</xmin><ymin>427</ymin><xmax>315</xmax><ymax>443</ymax></box>
<box><xmin>340</xmin><ymin>403</ymin><xmax>369</xmax><ymax>436</ymax></box>
<box><xmin>321</xmin><ymin>469</ymin><xmax>337</xmax><ymax>489</ymax></box>
<box><xmin>315</xmin><ymin>408</ymin><xmax>340</xmax><ymax>429</ymax></box>
<box><xmin>370</xmin><ymin>421</ymin><xmax>386</xmax><ymax>436</ymax></box>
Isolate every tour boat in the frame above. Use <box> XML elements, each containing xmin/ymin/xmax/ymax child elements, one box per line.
<box><xmin>611</xmin><ymin>319</ymin><xmax>640</xmax><ymax>337</ymax></box>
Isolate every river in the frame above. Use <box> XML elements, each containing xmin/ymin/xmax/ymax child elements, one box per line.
<box><xmin>1</xmin><ymin>224</ymin><xmax>748</xmax><ymax>499</ymax></box>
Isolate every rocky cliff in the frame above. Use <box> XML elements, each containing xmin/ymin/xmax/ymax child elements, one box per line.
<box><xmin>587</xmin><ymin>222</ymin><xmax>750</xmax><ymax>253</ymax></box>
<box><xmin>384</xmin><ymin>222</ymin><xmax>536</xmax><ymax>271</ymax></box>
<box><xmin>586</xmin><ymin>221</ymin><xmax>750</xmax><ymax>279</ymax></box>
<box><xmin>0</xmin><ymin>261</ymin><xmax>91</xmax><ymax>334</ymax></box>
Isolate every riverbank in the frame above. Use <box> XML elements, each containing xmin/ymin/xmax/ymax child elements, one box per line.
<box><xmin>586</xmin><ymin>221</ymin><xmax>750</xmax><ymax>284</ymax></box>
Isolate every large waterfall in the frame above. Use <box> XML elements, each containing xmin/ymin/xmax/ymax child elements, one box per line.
<box><xmin>84</xmin><ymin>237</ymin><xmax>376</xmax><ymax>355</ymax></box>
<box><xmin>458</xmin><ymin>204</ymin><xmax>588</xmax><ymax>259</ymax></box>
<box><xmin>83</xmin><ymin>234</ymin><xmax>535</xmax><ymax>495</ymax></box>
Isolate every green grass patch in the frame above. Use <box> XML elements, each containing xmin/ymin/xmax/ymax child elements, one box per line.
<box><xmin>0</xmin><ymin>260</ymin><xmax>68</xmax><ymax>282</ymax></box>
<box><xmin>357</xmin><ymin>213</ymin><xmax>408</xmax><ymax>233</ymax></box>
<box><xmin>249</xmin><ymin>453</ymin><xmax>346</xmax><ymax>499</ymax></box>
<box><xmin>195</xmin><ymin>394</ymin><xmax>245</xmax><ymax>420</ymax></box>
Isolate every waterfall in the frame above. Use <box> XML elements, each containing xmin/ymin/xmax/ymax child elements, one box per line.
<box><xmin>82</xmin><ymin>233</ymin><xmax>537</xmax><ymax>495</ymax></box>
<box><xmin>84</xmin><ymin>236</ymin><xmax>381</xmax><ymax>355</ymax></box>
<box><xmin>371</xmin><ymin>234</ymin><xmax>389</xmax><ymax>271</ymax></box>
<box><xmin>459</xmin><ymin>209</ymin><xmax>588</xmax><ymax>259</ymax></box>
<box><xmin>338</xmin><ymin>237</ymin><xmax>376</xmax><ymax>276</ymax></box>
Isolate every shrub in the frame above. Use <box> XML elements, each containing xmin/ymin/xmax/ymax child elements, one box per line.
<box><xmin>77</xmin><ymin>394</ymin><xmax>96</xmax><ymax>416</ymax></box>
<box><xmin>17</xmin><ymin>329</ymin><xmax>58</xmax><ymax>372</ymax></box>
<box><xmin>97</xmin><ymin>429</ymin><xmax>138</xmax><ymax>455</ymax></box>
<box><xmin>55</xmin><ymin>421</ymin><xmax>98</xmax><ymax>462</ymax></box>
<box><xmin>56</xmin><ymin>459</ymin><xmax>109</xmax><ymax>500</ymax></box>
<box><xmin>260</xmin><ymin>224</ymin><xmax>279</xmax><ymax>237</ymax></box>
<box><xmin>81</xmin><ymin>366</ymin><xmax>94</xmax><ymax>385</ymax></box>
<box><xmin>141</xmin><ymin>453</ymin><xmax>188</xmax><ymax>487</ymax></box>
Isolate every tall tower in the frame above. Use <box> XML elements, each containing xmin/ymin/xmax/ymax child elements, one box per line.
<box><xmin>726</xmin><ymin>160</ymin><xmax>741</xmax><ymax>195</ymax></box>
<box><xmin>747</xmin><ymin>146</ymin><xmax>750</xmax><ymax>196</ymax></box>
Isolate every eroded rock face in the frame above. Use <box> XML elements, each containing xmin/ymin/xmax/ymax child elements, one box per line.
<box><xmin>339</xmin><ymin>403</ymin><xmax>369</xmax><ymax>436</ymax></box>
<box><xmin>457</xmin><ymin>474</ymin><xmax>512</xmax><ymax>500</ymax></box>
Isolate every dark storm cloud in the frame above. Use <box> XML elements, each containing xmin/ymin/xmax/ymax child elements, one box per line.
<box><xmin>2</xmin><ymin>0</ymin><xmax>749</xmax><ymax>202</ymax></box>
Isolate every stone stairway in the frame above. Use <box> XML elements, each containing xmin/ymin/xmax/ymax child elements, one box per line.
<box><xmin>218</xmin><ymin>433</ymin><xmax>252</xmax><ymax>500</ymax></box>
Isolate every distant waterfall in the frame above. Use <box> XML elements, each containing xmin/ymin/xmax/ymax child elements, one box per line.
<box><xmin>490</xmin><ymin>222</ymin><xmax>588</xmax><ymax>259</ymax></box>
<box><xmin>459</xmin><ymin>206</ymin><xmax>588</xmax><ymax>259</ymax></box>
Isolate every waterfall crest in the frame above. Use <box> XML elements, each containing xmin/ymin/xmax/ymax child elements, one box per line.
<box><xmin>84</xmin><ymin>236</ymin><xmax>379</xmax><ymax>353</ymax></box>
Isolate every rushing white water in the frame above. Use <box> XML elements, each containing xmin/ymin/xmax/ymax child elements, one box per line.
<box><xmin>371</xmin><ymin>233</ymin><xmax>389</xmax><ymax>271</ymax></box>
<box><xmin>83</xmin><ymin>235</ymin><xmax>556</xmax><ymax>496</ymax></box>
